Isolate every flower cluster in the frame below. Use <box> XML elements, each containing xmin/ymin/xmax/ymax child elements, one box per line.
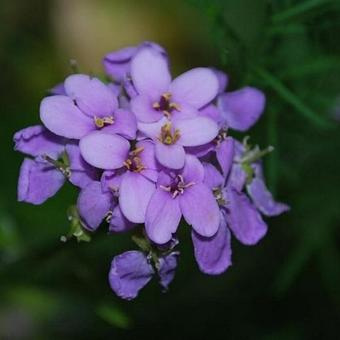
<box><xmin>14</xmin><ymin>41</ymin><xmax>289</xmax><ymax>300</ymax></box>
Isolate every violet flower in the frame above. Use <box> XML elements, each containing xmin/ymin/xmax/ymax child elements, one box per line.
<box><xmin>40</xmin><ymin>74</ymin><xmax>136</xmax><ymax>140</ymax></box>
<box><xmin>217</xmin><ymin>86</ymin><xmax>266</xmax><ymax>131</ymax></box>
<box><xmin>138</xmin><ymin>116</ymin><xmax>219</xmax><ymax>169</ymax></box>
<box><xmin>109</xmin><ymin>250</ymin><xmax>178</xmax><ymax>300</ymax></box>
<box><xmin>130</xmin><ymin>47</ymin><xmax>219</xmax><ymax>123</ymax></box>
<box><xmin>14</xmin><ymin>125</ymin><xmax>98</xmax><ymax>204</ymax></box>
<box><xmin>79</xmin><ymin>132</ymin><xmax>158</xmax><ymax>223</ymax></box>
<box><xmin>103</xmin><ymin>41</ymin><xmax>167</xmax><ymax>83</ymax></box>
<box><xmin>145</xmin><ymin>154</ymin><xmax>220</xmax><ymax>244</ymax></box>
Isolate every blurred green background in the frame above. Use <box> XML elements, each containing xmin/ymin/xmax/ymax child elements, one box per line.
<box><xmin>1</xmin><ymin>0</ymin><xmax>340</xmax><ymax>338</ymax></box>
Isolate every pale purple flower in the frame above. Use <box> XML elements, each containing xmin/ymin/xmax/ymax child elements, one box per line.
<box><xmin>138</xmin><ymin>116</ymin><xmax>219</xmax><ymax>169</ymax></box>
<box><xmin>109</xmin><ymin>250</ymin><xmax>178</xmax><ymax>300</ymax></box>
<box><xmin>79</xmin><ymin>132</ymin><xmax>158</xmax><ymax>223</ymax></box>
<box><xmin>40</xmin><ymin>74</ymin><xmax>137</xmax><ymax>140</ymax></box>
<box><xmin>103</xmin><ymin>41</ymin><xmax>167</xmax><ymax>83</ymax></box>
<box><xmin>130</xmin><ymin>47</ymin><xmax>219</xmax><ymax>123</ymax></box>
<box><xmin>145</xmin><ymin>154</ymin><xmax>220</xmax><ymax>244</ymax></box>
<box><xmin>14</xmin><ymin>125</ymin><xmax>98</xmax><ymax>204</ymax></box>
<box><xmin>217</xmin><ymin>86</ymin><xmax>266</xmax><ymax>131</ymax></box>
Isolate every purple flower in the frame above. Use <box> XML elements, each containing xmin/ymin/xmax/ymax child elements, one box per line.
<box><xmin>217</xmin><ymin>86</ymin><xmax>266</xmax><ymax>131</ymax></box>
<box><xmin>109</xmin><ymin>250</ymin><xmax>179</xmax><ymax>300</ymax></box>
<box><xmin>103</xmin><ymin>41</ymin><xmax>167</xmax><ymax>83</ymax></box>
<box><xmin>40</xmin><ymin>74</ymin><xmax>137</xmax><ymax>140</ymax></box>
<box><xmin>130</xmin><ymin>47</ymin><xmax>219</xmax><ymax>123</ymax></box>
<box><xmin>79</xmin><ymin>132</ymin><xmax>158</xmax><ymax>223</ymax></box>
<box><xmin>14</xmin><ymin>125</ymin><xmax>98</xmax><ymax>204</ymax></box>
<box><xmin>138</xmin><ymin>116</ymin><xmax>219</xmax><ymax>169</ymax></box>
<box><xmin>145</xmin><ymin>154</ymin><xmax>220</xmax><ymax>244</ymax></box>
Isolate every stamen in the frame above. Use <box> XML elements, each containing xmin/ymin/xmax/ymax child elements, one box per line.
<box><xmin>124</xmin><ymin>147</ymin><xmax>145</xmax><ymax>172</ymax></box>
<box><xmin>94</xmin><ymin>116</ymin><xmax>114</xmax><ymax>128</ymax></box>
<box><xmin>159</xmin><ymin>122</ymin><xmax>181</xmax><ymax>145</ymax></box>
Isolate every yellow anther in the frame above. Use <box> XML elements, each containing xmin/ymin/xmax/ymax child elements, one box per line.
<box><xmin>94</xmin><ymin>116</ymin><xmax>114</xmax><ymax>128</ymax></box>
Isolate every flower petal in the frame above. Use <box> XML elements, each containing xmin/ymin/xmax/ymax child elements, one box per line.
<box><xmin>170</xmin><ymin>68</ymin><xmax>219</xmax><ymax>109</ymax></box>
<box><xmin>64</xmin><ymin>74</ymin><xmax>118</xmax><ymax>117</ymax></box>
<box><xmin>216</xmin><ymin>137</ymin><xmax>234</xmax><ymax>177</ymax></box>
<box><xmin>131</xmin><ymin>47</ymin><xmax>171</xmax><ymax>99</ymax></box>
<box><xmin>145</xmin><ymin>188</ymin><xmax>181</xmax><ymax>244</ymax></box>
<box><xmin>79</xmin><ymin>131</ymin><xmax>130</xmax><ymax>170</ymax></box>
<box><xmin>203</xmin><ymin>163</ymin><xmax>224</xmax><ymax>189</ymax></box>
<box><xmin>180</xmin><ymin>183</ymin><xmax>220</xmax><ymax>237</ymax></box>
<box><xmin>109</xmin><ymin>205</ymin><xmax>136</xmax><ymax>233</ymax></box>
<box><xmin>102</xmin><ymin>108</ymin><xmax>137</xmax><ymax>140</ymax></box>
<box><xmin>40</xmin><ymin>95</ymin><xmax>93</xmax><ymax>139</ymax></box>
<box><xmin>145</xmin><ymin>188</ymin><xmax>182</xmax><ymax>244</ymax></box>
<box><xmin>14</xmin><ymin>125</ymin><xmax>65</xmax><ymax>158</ymax></box>
<box><xmin>17</xmin><ymin>158</ymin><xmax>65</xmax><ymax>205</ymax></box>
<box><xmin>226</xmin><ymin>188</ymin><xmax>267</xmax><ymax>245</ymax></box>
<box><xmin>130</xmin><ymin>95</ymin><xmax>163</xmax><ymax>123</ymax></box>
<box><xmin>218</xmin><ymin>87</ymin><xmax>265</xmax><ymax>131</ymax></box>
<box><xmin>155</xmin><ymin>142</ymin><xmax>185</xmax><ymax>170</ymax></box>
<box><xmin>158</xmin><ymin>252</ymin><xmax>179</xmax><ymax>290</ymax></box>
<box><xmin>119</xmin><ymin>172</ymin><xmax>155</xmax><ymax>223</ymax></box>
<box><xmin>182</xmin><ymin>154</ymin><xmax>204</xmax><ymax>184</ymax></box>
<box><xmin>64</xmin><ymin>143</ymin><xmax>99</xmax><ymax>188</ymax></box>
<box><xmin>212</xmin><ymin>68</ymin><xmax>229</xmax><ymax>94</ymax></box>
<box><xmin>175</xmin><ymin>117</ymin><xmax>219</xmax><ymax>147</ymax></box>
<box><xmin>192</xmin><ymin>211</ymin><xmax>232</xmax><ymax>275</ymax></box>
<box><xmin>77</xmin><ymin>181</ymin><xmax>112</xmax><ymax>231</ymax></box>
<box><xmin>103</xmin><ymin>46</ymin><xmax>137</xmax><ymax>81</ymax></box>
<box><xmin>137</xmin><ymin>117</ymin><xmax>168</xmax><ymax>140</ymax></box>
<box><xmin>109</xmin><ymin>251</ymin><xmax>154</xmax><ymax>300</ymax></box>
<box><xmin>247</xmin><ymin>177</ymin><xmax>290</xmax><ymax>216</ymax></box>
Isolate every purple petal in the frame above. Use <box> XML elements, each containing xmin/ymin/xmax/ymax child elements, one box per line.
<box><xmin>18</xmin><ymin>158</ymin><xmax>65</xmax><ymax>205</ymax></box>
<box><xmin>145</xmin><ymin>188</ymin><xmax>181</xmax><ymax>244</ymax></box>
<box><xmin>180</xmin><ymin>183</ymin><xmax>220</xmax><ymax>237</ymax></box>
<box><xmin>247</xmin><ymin>177</ymin><xmax>290</xmax><ymax>216</ymax></box>
<box><xmin>119</xmin><ymin>172</ymin><xmax>155</xmax><ymax>223</ymax></box>
<box><xmin>109</xmin><ymin>205</ymin><xmax>136</xmax><ymax>233</ymax></box>
<box><xmin>175</xmin><ymin>117</ymin><xmax>219</xmax><ymax>147</ymax></box>
<box><xmin>40</xmin><ymin>95</ymin><xmax>94</xmax><ymax>139</ymax></box>
<box><xmin>226</xmin><ymin>188</ymin><xmax>267</xmax><ymax>245</ymax></box>
<box><xmin>192</xmin><ymin>211</ymin><xmax>232</xmax><ymax>275</ymax></box>
<box><xmin>198</xmin><ymin>104</ymin><xmax>222</xmax><ymax>123</ymax></box>
<box><xmin>158</xmin><ymin>252</ymin><xmax>179</xmax><ymax>290</ymax></box>
<box><xmin>212</xmin><ymin>69</ymin><xmax>229</xmax><ymax>94</ymax></box>
<box><xmin>130</xmin><ymin>95</ymin><xmax>163</xmax><ymax>123</ymax></box>
<box><xmin>101</xmin><ymin>170</ymin><xmax>124</xmax><ymax>194</ymax></box>
<box><xmin>170</xmin><ymin>68</ymin><xmax>219</xmax><ymax>109</ymax></box>
<box><xmin>64</xmin><ymin>74</ymin><xmax>118</xmax><ymax>117</ymax></box>
<box><xmin>216</xmin><ymin>137</ymin><xmax>234</xmax><ymax>177</ymax></box>
<box><xmin>227</xmin><ymin>163</ymin><xmax>247</xmax><ymax>192</ymax></box>
<box><xmin>218</xmin><ymin>87</ymin><xmax>265</xmax><ymax>131</ymax></box>
<box><xmin>103</xmin><ymin>46</ymin><xmax>137</xmax><ymax>82</ymax></box>
<box><xmin>203</xmin><ymin>163</ymin><xmax>224</xmax><ymax>189</ymax></box>
<box><xmin>77</xmin><ymin>181</ymin><xmax>112</xmax><ymax>231</ymax></box>
<box><xmin>182</xmin><ymin>154</ymin><xmax>204</xmax><ymax>184</ymax></box>
<box><xmin>79</xmin><ymin>131</ymin><xmax>130</xmax><ymax>170</ymax></box>
<box><xmin>138</xmin><ymin>140</ymin><xmax>159</xmax><ymax>182</ymax></box>
<box><xmin>131</xmin><ymin>47</ymin><xmax>171</xmax><ymax>99</ymax></box>
<box><xmin>185</xmin><ymin>142</ymin><xmax>215</xmax><ymax>158</ymax></box>
<box><xmin>109</xmin><ymin>251</ymin><xmax>154</xmax><ymax>300</ymax></box>
<box><xmin>102</xmin><ymin>108</ymin><xmax>137</xmax><ymax>140</ymax></box>
<box><xmin>14</xmin><ymin>125</ymin><xmax>65</xmax><ymax>158</ymax></box>
<box><xmin>137</xmin><ymin>117</ymin><xmax>168</xmax><ymax>140</ymax></box>
<box><xmin>155</xmin><ymin>142</ymin><xmax>185</xmax><ymax>170</ymax></box>
<box><xmin>49</xmin><ymin>82</ymin><xmax>66</xmax><ymax>96</ymax></box>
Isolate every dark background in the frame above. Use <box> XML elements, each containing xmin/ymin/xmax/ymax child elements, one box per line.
<box><xmin>0</xmin><ymin>0</ymin><xmax>340</xmax><ymax>338</ymax></box>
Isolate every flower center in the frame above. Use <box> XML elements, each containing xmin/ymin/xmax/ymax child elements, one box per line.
<box><xmin>160</xmin><ymin>174</ymin><xmax>195</xmax><ymax>199</ymax></box>
<box><xmin>213</xmin><ymin>187</ymin><xmax>226</xmax><ymax>206</ymax></box>
<box><xmin>123</xmin><ymin>146</ymin><xmax>145</xmax><ymax>172</ymax></box>
<box><xmin>153</xmin><ymin>92</ymin><xmax>181</xmax><ymax>118</ymax></box>
<box><xmin>94</xmin><ymin>116</ymin><xmax>114</xmax><ymax>128</ymax></box>
<box><xmin>159</xmin><ymin>122</ymin><xmax>180</xmax><ymax>145</ymax></box>
<box><xmin>214</xmin><ymin>129</ymin><xmax>228</xmax><ymax>145</ymax></box>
